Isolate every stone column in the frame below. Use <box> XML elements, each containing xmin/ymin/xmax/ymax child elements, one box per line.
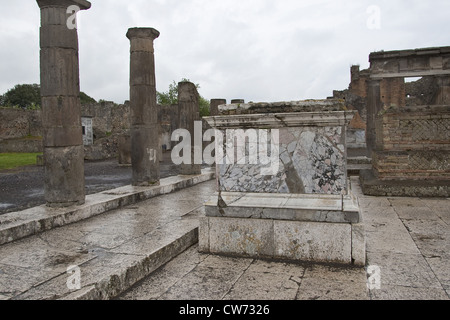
<box><xmin>126</xmin><ymin>28</ymin><xmax>160</xmax><ymax>186</ymax></box>
<box><xmin>210</xmin><ymin>99</ymin><xmax>226</xmax><ymax>116</ymax></box>
<box><xmin>178</xmin><ymin>81</ymin><xmax>202</xmax><ymax>175</ymax></box>
<box><xmin>37</xmin><ymin>0</ymin><xmax>91</xmax><ymax>207</ymax></box>
<box><xmin>366</xmin><ymin>79</ymin><xmax>382</xmax><ymax>155</ymax></box>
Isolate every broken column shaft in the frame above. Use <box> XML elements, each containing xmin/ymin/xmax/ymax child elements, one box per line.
<box><xmin>178</xmin><ymin>82</ymin><xmax>202</xmax><ymax>175</ymax></box>
<box><xmin>37</xmin><ymin>0</ymin><xmax>91</xmax><ymax>207</ymax></box>
<box><xmin>127</xmin><ymin>28</ymin><xmax>160</xmax><ymax>186</ymax></box>
<box><xmin>210</xmin><ymin>99</ymin><xmax>226</xmax><ymax>116</ymax></box>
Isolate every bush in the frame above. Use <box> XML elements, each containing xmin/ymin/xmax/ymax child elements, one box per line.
<box><xmin>2</xmin><ymin>84</ymin><xmax>41</xmax><ymax>109</ymax></box>
<box><xmin>0</xmin><ymin>83</ymin><xmax>97</xmax><ymax>109</ymax></box>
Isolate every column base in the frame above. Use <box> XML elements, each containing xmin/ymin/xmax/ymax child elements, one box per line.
<box><xmin>44</xmin><ymin>145</ymin><xmax>85</xmax><ymax>207</ymax></box>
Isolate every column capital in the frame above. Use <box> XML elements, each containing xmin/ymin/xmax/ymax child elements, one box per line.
<box><xmin>127</xmin><ymin>28</ymin><xmax>160</xmax><ymax>41</ymax></box>
<box><xmin>37</xmin><ymin>0</ymin><xmax>91</xmax><ymax>10</ymax></box>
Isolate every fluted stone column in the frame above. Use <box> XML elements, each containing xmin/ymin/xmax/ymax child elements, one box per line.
<box><xmin>126</xmin><ymin>28</ymin><xmax>160</xmax><ymax>186</ymax></box>
<box><xmin>210</xmin><ymin>99</ymin><xmax>226</xmax><ymax>116</ymax></box>
<box><xmin>178</xmin><ymin>82</ymin><xmax>202</xmax><ymax>175</ymax></box>
<box><xmin>37</xmin><ymin>0</ymin><xmax>90</xmax><ymax>207</ymax></box>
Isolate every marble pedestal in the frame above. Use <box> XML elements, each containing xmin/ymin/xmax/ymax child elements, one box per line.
<box><xmin>200</xmin><ymin>101</ymin><xmax>365</xmax><ymax>266</ymax></box>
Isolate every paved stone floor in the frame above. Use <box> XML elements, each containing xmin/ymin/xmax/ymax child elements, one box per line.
<box><xmin>0</xmin><ymin>176</ymin><xmax>449</xmax><ymax>300</ymax></box>
<box><xmin>118</xmin><ymin>177</ymin><xmax>450</xmax><ymax>300</ymax></box>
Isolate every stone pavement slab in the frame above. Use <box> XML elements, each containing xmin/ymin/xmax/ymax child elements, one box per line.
<box><xmin>0</xmin><ymin>178</ymin><xmax>216</xmax><ymax>300</ymax></box>
<box><xmin>118</xmin><ymin>176</ymin><xmax>450</xmax><ymax>301</ymax></box>
<box><xmin>1</xmin><ymin>173</ymin><xmax>449</xmax><ymax>300</ymax></box>
<box><xmin>0</xmin><ymin>168</ymin><xmax>214</xmax><ymax>246</ymax></box>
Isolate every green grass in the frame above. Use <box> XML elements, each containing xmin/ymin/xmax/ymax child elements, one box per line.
<box><xmin>0</xmin><ymin>153</ymin><xmax>42</xmax><ymax>170</ymax></box>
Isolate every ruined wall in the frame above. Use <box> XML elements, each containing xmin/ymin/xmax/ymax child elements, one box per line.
<box><xmin>405</xmin><ymin>76</ymin><xmax>440</xmax><ymax>106</ymax></box>
<box><xmin>373</xmin><ymin>105</ymin><xmax>450</xmax><ymax>180</ymax></box>
<box><xmin>0</xmin><ymin>108</ymin><xmax>42</xmax><ymax>140</ymax></box>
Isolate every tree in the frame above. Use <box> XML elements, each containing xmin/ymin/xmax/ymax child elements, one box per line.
<box><xmin>79</xmin><ymin>91</ymin><xmax>97</xmax><ymax>104</ymax></box>
<box><xmin>157</xmin><ymin>78</ymin><xmax>210</xmax><ymax>117</ymax></box>
<box><xmin>2</xmin><ymin>84</ymin><xmax>41</xmax><ymax>109</ymax></box>
<box><xmin>0</xmin><ymin>83</ymin><xmax>97</xmax><ymax>109</ymax></box>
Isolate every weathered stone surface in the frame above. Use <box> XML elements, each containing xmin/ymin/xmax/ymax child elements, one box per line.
<box><xmin>204</xmin><ymin>192</ymin><xmax>360</xmax><ymax>223</ymax></box>
<box><xmin>177</xmin><ymin>81</ymin><xmax>202</xmax><ymax>175</ymax></box>
<box><xmin>37</xmin><ymin>1</ymin><xmax>89</xmax><ymax>207</ymax></box>
<box><xmin>205</xmin><ymin>108</ymin><xmax>354</xmax><ymax>195</ymax></box>
<box><xmin>273</xmin><ymin>220</ymin><xmax>352</xmax><ymax>263</ymax></box>
<box><xmin>127</xmin><ymin>27</ymin><xmax>160</xmax><ymax>186</ymax></box>
<box><xmin>206</xmin><ymin>217</ymin><xmax>275</xmax><ymax>258</ymax></box>
<box><xmin>351</xmin><ymin>223</ymin><xmax>366</xmax><ymax>266</ymax></box>
<box><xmin>210</xmin><ymin>99</ymin><xmax>226</xmax><ymax>116</ymax></box>
<box><xmin>129</xmin><ymin>86</ymin><xmax>158</xmax><ymax>125</ymax></box>
<box><xmin>118</xmin><ymin>134</ymin><xmax>131</xmax><ymax>165</ymax></box>
<box><xmin>130</xmin><ymin>126</ymin><xmax>160</xmax><ymax>186</ymax></box>
<box><xmin>39</xmin><ymin>48</ymin><xmax>79</xmax><ymax>97</ymax></box>
<box><xmin>43</xmin><ymin>145</ymin><xmax>85</xmax><ymax>206</ymax></box>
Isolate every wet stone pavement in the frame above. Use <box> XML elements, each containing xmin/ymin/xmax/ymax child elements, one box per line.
<box><xmin>0</xmin><ymin>175</ymin><xmax>449</xmax><ymax>300</ymax></box>
<box><xmin>118</xmin><ymin>177</ymin><xmax>450</xmax><ymax>300</ymax></box>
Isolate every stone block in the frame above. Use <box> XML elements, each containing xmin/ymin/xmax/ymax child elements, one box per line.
<box><xmin>207</xmin><ymin>217</ymin><xmax>275</xmax><ymax>258</ymax></box>
<box><xmin>129</xmin><ymin>86</ymin><xmax>158</xmax><ymax>125</ymax></box>
<box><xmin>198</xmin><ymin>217</ymin><xmax>210</xmax><ymax>253</ymax></box>
<box><xmin>40</xmin><ymin>24</ymin><xmax>78</xmax><ymax>50</ymax></box>
<box><xmin>118</xmin><ymin>134</ymin><xmax>131</xmax><ymax>165</ymax></box>
<box><xmin>351</xmin><ymin>223</ymin><xmax>366</xmax><ymax>266</ymax></box>
<box><xmin>273</xmin><ymin>220</ymin><xmax>352</xmax><ymax>264</ymax></box>
<box><xmin>129</xmin><ymin>52</ymin><xmax>156</xmax><ymax>86</ymax></box>
<box><xmin>41</xmin><ymin>96</ymin><xmax>81</xmax><ymax>127</ymax></box>
<box><xmin>40</xmin><ymin>48</ymin><xmax>79</xmax><ymax>97</ymax></box>
<box><xmin>130</xmin><ymin>127</ymin><xmax>160</xmax><ymax>186</ymax></box>
<box><xmin>44</xmin><ymin>145</ymin><xmax>85</xmax><ymax>206</ymax></box>
<box><xmin>129</xmin><ymin>38</ymin><xmax>155</xmax><ymax>52</ymax></box>
<box><xmin>43</xmin><ymin>126</ymin><xmax>83</xmax><ymax>147</ymax></box>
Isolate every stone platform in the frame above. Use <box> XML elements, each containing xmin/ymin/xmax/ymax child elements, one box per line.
<box><xmin>201</xmin><ymin>100</ymin><xmax>365</xmax><ymax>266</ymax></box>
<box><xmin>200</xmin><ymin>188</ymin><xmax>365</xmax><ymax>266</ymax></box>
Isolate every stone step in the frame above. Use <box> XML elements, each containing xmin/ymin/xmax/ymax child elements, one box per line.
<box><xmin>0</xmin><ymin>179</ymin><xmax>216</xmax><ymax>300</ymax></box>
<box><xmin>0</xmin><ymin>168</ymin><xmax>214</xmax><ymax>246</ymax></box>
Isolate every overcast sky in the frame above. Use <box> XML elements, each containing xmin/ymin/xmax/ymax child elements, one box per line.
<box><xmin>1</xmin><ymin>0</ymin><xmax>449</xmax><ymax>104</ymax></box>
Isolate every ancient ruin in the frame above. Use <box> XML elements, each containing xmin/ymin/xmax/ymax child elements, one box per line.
<box><xmin>360</xmin><ymin>47</ymin><xmax>450</xmax><ymax>197</ymax></box>
<box><xmin>37</xmin><ymin>0</ymin><xmax>91</xmax><ymax>207</ymax></box>
<box><xmin>177</xmin><ymin>81</ymin><xmax>202</xmax><ymax>175</ymax></box>
<box><xmin>200</xmin><ymin>100</ymin><xmax>365</xmax><ymax>266</ymax></box>
<box><xmin>127</xmin><ymin>27</ymin><xmax>160</xmax><ymax>186</ymax></box>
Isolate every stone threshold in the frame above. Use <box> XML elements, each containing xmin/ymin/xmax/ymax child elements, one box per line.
<box><xmin>0</xmin><ymin>168</ymin><xmax>215</xmax><ymax>246</ymax></box>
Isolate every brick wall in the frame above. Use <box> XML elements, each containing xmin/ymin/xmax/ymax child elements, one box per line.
<box><xmin>373</xmin><ymin>105</ymin><xmax>450</xmax><ymax>180</ymax></box>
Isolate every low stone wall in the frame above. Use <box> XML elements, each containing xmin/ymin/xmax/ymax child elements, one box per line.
<box><xmin>0</xmin><ymin>137</ymin><xmax>43</xmax><ymax>153</ymax></box>
<box><xmin>0</xmin><ymin>108</ymin><xmax>42</xmax><ymax>140</ymax></box>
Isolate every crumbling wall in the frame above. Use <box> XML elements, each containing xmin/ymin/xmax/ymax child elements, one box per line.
<box><xmin>0</xmin><ymin>108</ymin><xmax>42</xmax><ymax>140</ymax></box>
<box><xmin>405</xmin><ymin>76</ymin><xmax>440</xmax><ymax>106</ymax></box>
